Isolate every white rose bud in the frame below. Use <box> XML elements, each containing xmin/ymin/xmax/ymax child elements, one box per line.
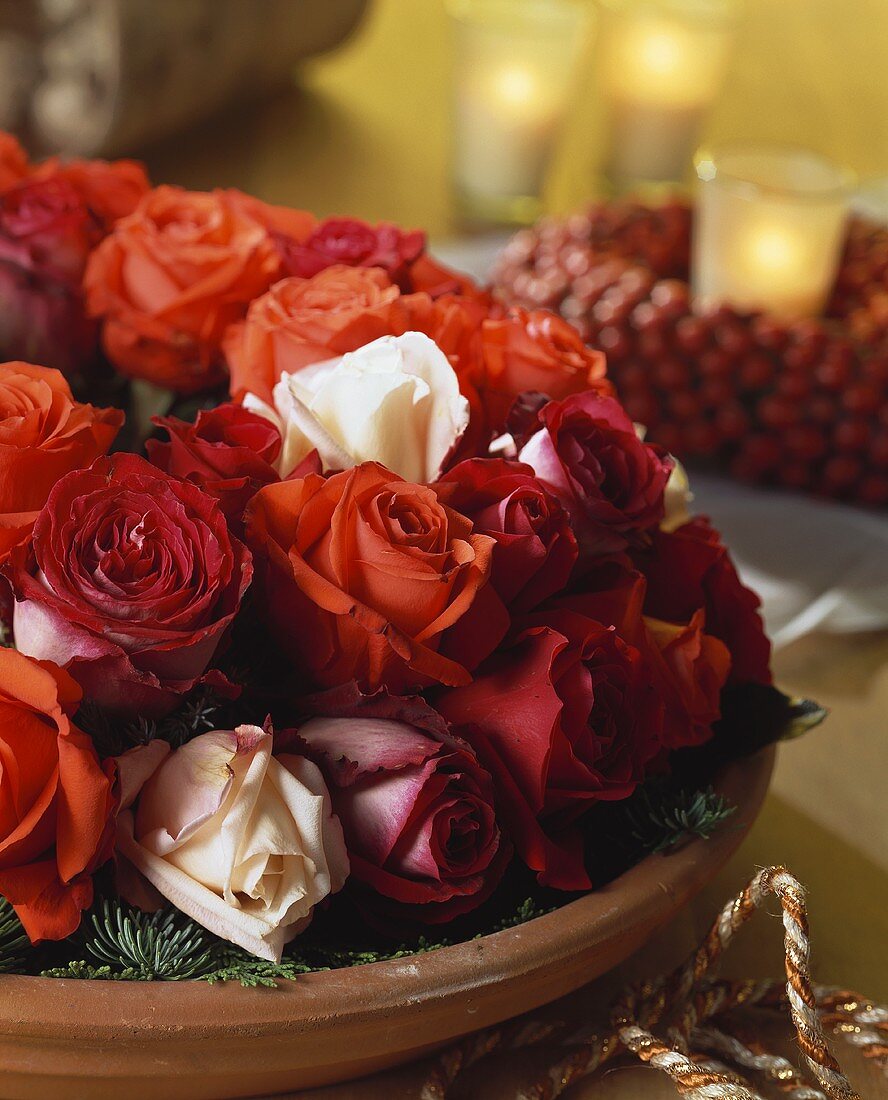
<box><xmin>244</xmin><ymin>331</ymin><xmax>470</xmax><ymax>483</ymax></box>
<box><xmin>115</xmin><ymin>726</ymin><xmax>349</xmax><ymax>962</ymax></box>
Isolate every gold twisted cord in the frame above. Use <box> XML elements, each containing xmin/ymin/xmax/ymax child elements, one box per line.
<box><xmin>421</xmin><ymin>866</ymin><xmax>886</xmax><ymax>1100</ymax></box>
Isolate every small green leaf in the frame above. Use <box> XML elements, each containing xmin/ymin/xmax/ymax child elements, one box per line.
<box><xmin>0</xmin><ymin>897</ymin><xmax>29</xmax><ymax>974</ymax></box>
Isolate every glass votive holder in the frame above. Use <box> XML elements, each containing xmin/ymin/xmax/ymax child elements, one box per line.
<box><xmin>692</xmin><ymin>147</ymin><xmax>853</xmax><ymax>318</ymax></box>
<box><xmin>597</xmin><ymin>0</ymin><xmax>738</xmax><ymax>191</ymax></box>
<box><xmin>447</xmin><ymin>0</ymin><xmax>590</xmax><ymax>226</ymax></box>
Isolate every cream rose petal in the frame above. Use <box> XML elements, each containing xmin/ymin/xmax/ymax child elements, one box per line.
<box><xmin>117</xmin><ymin>727</ymin><xmax>349</xmax><ymax>962</ymax></box>
<box><xmin>245</xmin><ymin>332</ymin><xmax>469</xmax><ymax>482</ymax></box>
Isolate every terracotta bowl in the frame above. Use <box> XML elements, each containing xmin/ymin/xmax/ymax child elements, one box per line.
<box><xmin>0</xmin><ymin>747</ymin><xmax>774</xmax><ymax>1100</ymax></box>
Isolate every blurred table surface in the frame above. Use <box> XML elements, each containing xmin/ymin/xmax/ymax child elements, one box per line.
<box><xmin>133</xmin><ymin>3</ymin><xmax>888</xmax><ymax>1094</ymax></box>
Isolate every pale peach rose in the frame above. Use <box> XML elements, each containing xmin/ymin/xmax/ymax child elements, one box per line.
<box><xmin>115</xmin><ymin>726</ymin><xmax>349</xmax><ymax>961</ymax></box>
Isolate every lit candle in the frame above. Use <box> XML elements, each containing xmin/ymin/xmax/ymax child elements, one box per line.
<box><xmin>448</xmin><ymin>0</ymin><xmax>589</xmax><ymax>224</ymax></box>
<box><xmin>692</xmin><ymin>147</ymin><xmax>852</xmax><ymax>317</ymax></box>
<box><xmin>597</xmin><ymin>0</ymin><xmax>737</xmax><ymax>188</ymax></box>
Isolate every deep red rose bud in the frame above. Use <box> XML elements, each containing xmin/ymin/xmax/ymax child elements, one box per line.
<box><xmin>288</xmin><ymin>684</ymin><xmax>511</xmax><ymax>924</ymax></box>
<box><xmin>147</xmin><ymin>403</ymin><xmax>281</xmax><ymax>531</ymax></box>
<box><xmin>519</xmin><ymin>391</ymin><xmax>673</xmax><ymax>557</ymax></box>
<box><xmin>632</xmin><ymin>517</ymin><xmax>772</xmax><ymax>686</ymax></box>
<box><xmin>434</xmin><ymin>458</ymin><xmax>578</xmax><ymax>613</ymax></box>
<box><xmin>9</xmin><ymin>452</ymin><xmax>253</xmax><ymax>717</ymax></box>
<box><xmin>557</xmin><ymin>561</ymin><xmax>730</xmax><ymax>751</ymax></box>
<box><xmin>435</xmin><ymin>610</ymin><xmax>662</xmax><ymax>891</ymax></box>
<box><xmin>276</xmin><ymin>216</ymin><xmax>426</xmax><ymax>290</ymax></box>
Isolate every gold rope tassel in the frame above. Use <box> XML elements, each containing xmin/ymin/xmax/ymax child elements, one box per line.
<box><xmin>422</xmin><ymin>866</ymin><xmax>887</xmax><ymax>1100</ymax></box>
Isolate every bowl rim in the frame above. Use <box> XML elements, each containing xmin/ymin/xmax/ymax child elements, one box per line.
<box><xmin>0</xmin><ymin>745</ymin><xmax>775</xmax><ymax>1043</ymax></box>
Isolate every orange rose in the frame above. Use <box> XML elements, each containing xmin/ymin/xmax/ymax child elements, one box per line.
<box><xmin>246</xmin><ymin>462</ymin><xmax>508</xmax><ymax>693</ymax></box>
<box><xmin>0</xmin><ymin>361</ymin><xmax>123</xmax><ymax>563</ymax></box>
<box><xmin>225</xmin><ymin>265</ymin><xmax>435</xmax><ymax>402</ymax></box>
<box><xmin>479</xmin><ymin>307</ymin><xmax>611</xmax><ymax>431</ymax></box>
<box><xmin>84</xmin><ymin>185</ymin><xmax>315</xmax><ymax>394</ymax></box>
<box><xmin>0</xmin><ymin>132</ymin><xmax>28</xmax><ymax>191</ymax></box>
<box><xmin>0</xmin><ymin>648</ymin><xmax>115</xmax><ymax>942</ymax></box>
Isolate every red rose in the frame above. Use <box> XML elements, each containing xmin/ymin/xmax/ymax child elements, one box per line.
<box><xmin>290</xmin><ymin>685</ymin><xmax>510</xmax><ymax>923</ymax></box>
<box><xmin>479</xmin><ymin>307</ymin><xmax>610</xmax><ymax>431</ymax></box>
<box><xmin>434</xmin><ymin>458</ymin><xmax>577</xmax><ymax>612</ymax></box>
<box><xmin>436</xmin><ymin>609</ymin><xmax>661</xmax><ymax>890</ymax></box>
<box><xmin>0</xmin><ymin>648</ymin><xmax>115</xmax><ymax>942</ymax></box>
<box><xmin>0</xmin><ymin>176</ymin><xmax>97</xmax><ymax>285</ymax></box>
<box><xmin>0</xmin><ymin>132</ymin><xmax>28</xmax><ymax>191</ymax></box>
<box><xmin>633</xmin><ymin>517</ymin><xmax>772</xmax><ymax>685</ymax></box>
<box><xmin>9</xmin><ymin>453</ymin><xmax>252</xmax><ymax>717</ymax></box>
<box><xmin>560</xmin><ymin>561</ymin><xmax>730</xmax><ymax>751</ymax></box>
<box><xmin>146</xmin><ymin>403</ymin><xmax>281</xmax><ymax>530</ymax></box>
<box><xmin>31</xmin><ymin>156</ymin><xmax>149</xmax><ymax>231</ymax></box>
<box><xmin>84</xmin><ymin>186</ymin><xmax>315</xmax><ymax>393</ymax></box>
<box><xmin>224</xmin><ymin>265</ymin><xmax>431</xmax><ymax>402</ymax></box>
<box><xmin>245</xmin><ymin>462</ymin><xmax>508</xmax><ymax>693</ymax></box>
<box><xmin>519</xmin><ymin>392</ymin><xmax>672</xmax><ymax>556</ymax></box>
<box><xmin>0</xmin><ymin>158</ymin><xmax>148</xmax><ymax>375</ymax></box>
<box><xmin>277</xmin><ymin>216</ymin><xmax>425</xmax><ymax>290</ymax></box>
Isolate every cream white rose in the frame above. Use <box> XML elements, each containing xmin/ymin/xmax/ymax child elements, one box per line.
<box><xmin>244</xmin><ymin>331</ymin><xmax>470</xmax><ymax>483</ymax></box>
<box><xmin>115</xmin><ymin>726</ymin><xmax>349</xmax><ymax>961</ymax></box>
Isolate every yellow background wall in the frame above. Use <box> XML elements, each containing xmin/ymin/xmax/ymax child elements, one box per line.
<box><xmin>148</xmin><ymin>0</ymin><xmax>888</xmax><ymax>238</ymax></box>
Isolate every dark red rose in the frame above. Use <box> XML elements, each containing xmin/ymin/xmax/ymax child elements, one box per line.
<box><xmin>146</xmin><ymin>403</ymin><xmax>282</xmax><ymax>530</ymax></box>
<box><xmin>288</xmin><ymin>685</ymin><xmax>510</xmax><ymax>923</ymax></box>
<box><xmin>558</xmin><ymin>561</ymin><xmax>730</xmax><ymax>751</ymax></box>
<box><xmin>277</xmin><ymin>216</ymin><xmax>425</xmax><ymax>290</ymax></box>
<box><xmin>632</xmin><ymin>517</ymin><xmax>772</xmax><ymax>686</ymax></box>
<box><xmin>519</xmin><ymin>392</ymin><xmax>672</xmax><ymax>557</ymax></box>
<box><xmin>434</xmin><ymin>458</ymin><xmax>577</xmax><ymax>612</ymax></box>
<box><xmin>9</xmin><ymin>453</ymin><xmax>253</xmax><ymax>718</ymax></box>
<box><xmin>435</xmin><ymin>609</ymin><xmax>662</xmax><ymax>890</ymax></box>
<box><xmin>0</xmin><ymin>268</ymin><xmax>97</xmax><ymax>378</ymax></box>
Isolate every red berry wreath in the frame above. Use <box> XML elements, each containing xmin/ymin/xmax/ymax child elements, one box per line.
<box><xmin>492</xmin><ymin>200</ymin><xmax>888</xmax><ymax>507</ymax></box>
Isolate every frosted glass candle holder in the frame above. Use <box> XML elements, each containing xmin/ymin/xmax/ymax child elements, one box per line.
<box><xmin>692</xmin><ymin>147</ymin><xmax>852</xmax><ymax>318</ymax></box>
<box><xmin>447</xmin><ymin>0</ymin><xmax>590</xmax><ymax>225</ymax></box>
<box><xmin>597</xmin><ymin>0</ymin><xmax>737</xmax><ymax>190</ymax></box>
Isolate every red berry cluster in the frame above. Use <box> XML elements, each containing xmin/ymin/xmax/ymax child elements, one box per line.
<box><xmin>493</xmin><ymin>202</ymin><xmax>888</xmax><ymax>507</ymax></box>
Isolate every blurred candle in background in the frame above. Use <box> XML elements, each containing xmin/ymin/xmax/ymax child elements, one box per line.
<box><xmin>597</xmin><ymin>0</ymin><xmax>737</xmax><ymax>190</ymax></box>
<box><xmin>692</xmin><ymin>147</ymin><xmax>852</xmax><ymax>317</ymax></box>
<box><xmin>447</xmin><ymin>0</ymin><xmax>590</xmax><ymax>225</ymax></box>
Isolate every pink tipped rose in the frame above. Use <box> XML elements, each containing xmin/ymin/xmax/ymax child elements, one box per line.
<box><xmin>519</xmin><ymin>392</ymin><xmax>672</xmax><ymax>558</ymax></box>
<box><xmin>290</xmin><ymin>686</ymin><xmax>511</xmax><ymax>924</ymax></box>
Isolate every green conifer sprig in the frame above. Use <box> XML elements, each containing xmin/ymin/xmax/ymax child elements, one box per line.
<box><xmin>0</xmin><ymin>897</ymin><xmax>29</xmax><ymax>974</ymax></box>
<box><xmin>85</xmin><ymin>901</ymin><xmax>218</xmax><ymax>979</ymax></box>
<box><xmin>622</xmin><ymin>781</ymin><xmax>737</xmax><ymax>854</ymax></box>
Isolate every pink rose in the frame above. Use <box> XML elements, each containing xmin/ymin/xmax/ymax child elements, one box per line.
<box><xmin>290</xmin><ymin>686</ymin><xmax>510</xmax><ymax>923</ymax></box>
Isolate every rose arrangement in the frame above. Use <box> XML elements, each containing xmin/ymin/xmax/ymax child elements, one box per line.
<box><xmin>0</xmin><ymin>135</ymin><xmax>788</xmax><ymax>976</ymax></box>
